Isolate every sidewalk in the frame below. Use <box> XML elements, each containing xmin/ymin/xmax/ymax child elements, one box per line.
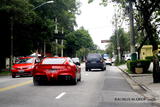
<box><xmin>118</xmin><ymin>64</ymin><xmax>160</xmax><ymax>103</ymax></box>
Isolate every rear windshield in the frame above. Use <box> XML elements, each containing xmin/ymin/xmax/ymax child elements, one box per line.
<box><xmin>87</xmin><ymin>54</ymin><xmax>102</xmax><ymax>61</ymax></box>
<box><xmin>42</xmin><ymin>58</ymin><xmax>66</xmax><ymax>64</ymax></box>
<box><xmin>72</xmin><ymin>58</ymin><xmax>79</xmax><ymax>62</ymax></box>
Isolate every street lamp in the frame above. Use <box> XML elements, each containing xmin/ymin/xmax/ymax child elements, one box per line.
<box><xmin>32</xmin><ymin>1</ymin><xmax>54</xmax><ymax>10</ymax></box>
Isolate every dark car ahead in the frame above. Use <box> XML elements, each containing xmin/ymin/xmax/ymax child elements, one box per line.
<box><xmin>85</xmin><ymin>53</ymin><xmax>106</xmax><ymax>71</ymax></box>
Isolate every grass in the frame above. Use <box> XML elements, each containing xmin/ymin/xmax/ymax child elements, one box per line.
<box><xmin>0</xmin><ymin>70</ymin><xmax>11</xmax><ymax>76</ymax></box>
<box><xmin>125</xmin><ymin>69</ymin><xmax>133</xmax><ymax>74</ymax></box>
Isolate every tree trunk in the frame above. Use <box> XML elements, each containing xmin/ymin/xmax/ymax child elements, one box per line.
<box><xmin>144</xmin><ymin>21</ymin><xmax>160</xmax><ymax>83</ymax></box>
<box><xmin>137</xmin><ymin>33</ymin><xmax>148</xmax><ymax>59</ymax></box>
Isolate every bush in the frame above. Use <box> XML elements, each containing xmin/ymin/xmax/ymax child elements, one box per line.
<box><xmin>127</xmin><ymin>60</ymin><xmax>151</xmax><ymax>74</ymax></box>
<box><xmin>145</xmin><ymin>56</ymin><xmax>153</xmax><ymax>61</ymax></box>
<box><xmin>145</xmin><ymin>56</ymin><xmax>160</xmax><ymax>61</ymax></box>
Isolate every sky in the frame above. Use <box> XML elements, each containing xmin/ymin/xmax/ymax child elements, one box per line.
<box><xmin>76</xmin><ymin>0</ymin><xmax>115</xmax><ymax>50</ymax></box>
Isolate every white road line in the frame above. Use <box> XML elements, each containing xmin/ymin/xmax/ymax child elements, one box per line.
<box><xmin>85</xmin><ymin>73</ymin><xmax>88</xmax><ymax>76</ymax></box>
<box><xmin>56</xmin><ymin>92</ymin><xmax>66</xmax><ymax>99</ymax></box>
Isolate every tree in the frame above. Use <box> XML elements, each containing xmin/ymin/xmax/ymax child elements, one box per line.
<box><xmin>64</xmin><ymin>27</ymin><xmax>95</xmax><ymax>57</ymax></box>
<box><xmin>0</xmin><ymin>0</ymin><xmax>80</xmax><ymax>69</ymax></box>
<box><xmin>134</xmin><ymin>0</ymin><xmax>160</xmax><ymax>83</ymax></box>
<box><xmin>106</xmin><ymin>28</ymin><xmax>130</xmax><ymax>59</ymax></box>
<box><xmin>89</xmin><ymin>0</ymin><xmax>160</xmax><ymax>82</ymax></box>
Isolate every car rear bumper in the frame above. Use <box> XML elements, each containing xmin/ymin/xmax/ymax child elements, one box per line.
<box><xmin>86</xmin><ymin>63</ymin><xmax>105</xmax><ymax>69</ymax></box>
<box><xmin>33</xmin><ymin>72</ymin><xmax>76</xmax><ymax>81</ymax></box>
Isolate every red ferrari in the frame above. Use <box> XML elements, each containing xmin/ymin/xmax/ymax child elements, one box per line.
<box><xmin>11</xmin><ymin>57</ymin><xmax>39</xmax><ymax>78</ymax></box>
<box><xmin>32</xmin><ymin>57</ymin><xmax>81</xmax><ymax>85</ymax></box>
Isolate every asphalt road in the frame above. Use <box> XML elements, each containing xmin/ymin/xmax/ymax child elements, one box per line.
<box><xmin>0</xmin><ymin>64</ymin><xmax>158</xmax><ymax>107</ymax></box>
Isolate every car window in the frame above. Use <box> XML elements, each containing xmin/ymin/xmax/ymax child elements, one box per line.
<box><xmin>87</xmin><ymin>54</ymin><xmax>102</xmax><ymax>61</ymax></box>
<box><xmin>72</xmin><ymin>58</ymin><xmax>80</xmax><ymax>62</ymax></box>
<box><xmin>16</xmin><ymin>58</ymin><xmax>35</xmax><ymax>64</ymax></box>
<box><xmin>42</xmin><ymin>58</ymin><xmax>66</xmax><ymax>64</ymax></box>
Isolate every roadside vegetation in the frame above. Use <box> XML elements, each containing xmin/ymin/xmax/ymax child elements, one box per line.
<box><xmin>0</xmin><ymin>0</ymin><xmax>100</xmax><ymax>70</ymax></box>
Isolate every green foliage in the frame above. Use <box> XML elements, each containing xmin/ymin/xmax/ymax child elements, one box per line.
<box><xmin>145</xmin><ymin>56</ymin><xmax>153</xmax><ymax>61</ymax></box>
<box><xmin>0</xmin><ymin>0</ymin><xmax>82</xmax><ymax>69</ymax></box>
<box><xmin>0</xmin><ymin>0</ymin><xmax>79</xmax><ymax>57</ymax></box>
<box><xmin>145</xmin><ymin>56</ymin><xmax>160</xmax><ymax>61</ymax></box>
<box><xmin>106</xmin><ymin>28</ymin><xmax>130</xmax><ymax>58</ymax></box>
<box><xmin>127</xmin><ymin>60</ymin><xmax>151</xmax><ymax>74</ymax></box>
<box><xmin>0</xmin><ymin>70</ymin><xmax>11</xmax><ymax>76</ymax></box>
<box><xmin>65</xmin><ymin>27</ymin><xmax>95</xmax><ymax>57</ymax></box>
<box><xmin>114</xmin><ymin>59</ymin><xmax>125</xmax><ymax>66</ymax></box>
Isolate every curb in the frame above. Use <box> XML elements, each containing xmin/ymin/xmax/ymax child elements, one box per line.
<box><xmin>118</xmin><ymin>66</ymin><xmax>157</xmax><ymax>101</ymax></box>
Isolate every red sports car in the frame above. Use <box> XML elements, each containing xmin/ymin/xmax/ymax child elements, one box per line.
<box><xmin>11</xmin><ymin>57</ymin><xmax>39</xmax><ymax>78</ymax></box>
<box><xmin>32</xmin><ymin>57</ymin><xmax>81</xmax><ymax>85</ymax></box>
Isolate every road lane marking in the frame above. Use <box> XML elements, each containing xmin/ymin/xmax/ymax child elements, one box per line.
<box><xmin>0</xmin><ymin>80</ymin><xmax>32</xmax><ymax>92</ymax></box>
<box><xmin>85</xmin><ymin>73</ymin><xmax>88</xmax><ymax>76</ymax></box>
<box><xmin>56</xmin><ymin>92</ymin><xmax>66</xmax><ymax>99</ymax></box>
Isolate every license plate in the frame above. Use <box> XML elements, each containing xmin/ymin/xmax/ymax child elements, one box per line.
<box><xmin>19</xmin><ymin>70</ymin><xmax>24</xmax><ymax>73</ymax></box>
<box><xmin>49</xmin><ymin>70</ymin><xmax>56</xmax><ymax>72</ymax></box>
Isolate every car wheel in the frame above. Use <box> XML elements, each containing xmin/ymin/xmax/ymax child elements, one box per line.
<box><xmin>72</xmin><ymin>77</ymin><xmax>77</xmax><ymax>85</ymax></box>
<box><xmin>85</xmin><ymin>67</ymin><xmax>88</xmax><ymax>71</ymax></box>
<box><xmin>101</xmin><ymin>68</ymin><xmax>105</xmax><ymax>71</ymax></box>
<box><xmin>12</xmin><ymin>73</ymin><xmax>16</xmax><ymax>78</ymax></box>
<box><xmin>78</xmin><ymin>74</ymin><xmax>81</xmax><ymax>82</ymax></box>
<box><xmin>33</xmin><ymin>77</ymin><xmax>40</xmax><ymax>86</ymax></box>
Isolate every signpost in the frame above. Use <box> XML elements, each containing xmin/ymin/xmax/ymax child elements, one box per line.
<box><xmin>101</xmin><ymin>40</ymin><xmax>110</xmax><ymax>43</ymax></box>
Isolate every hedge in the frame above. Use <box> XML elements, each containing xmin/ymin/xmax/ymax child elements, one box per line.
<box><xmin>127</xmin><ymin>60</ymin><xmax>151</xmax><ymax>74</ymax></box>
<box><xmin>145</xmin><ymin>56</ymin><xmax>160</xmax><ymax>61</ymax></box>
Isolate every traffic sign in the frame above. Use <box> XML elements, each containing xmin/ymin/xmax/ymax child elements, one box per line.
<box><xmin>101</xmin><ymin>40</ymin><xmax>110</xmax><ymax>43</ymax></box>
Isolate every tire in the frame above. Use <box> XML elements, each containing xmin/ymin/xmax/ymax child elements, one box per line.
<box><xmin>12</xmin><ymin>73</ymin><xmax>16</xmax><ymax>78</ymax></box>
<box><xmin>72</xmin><ymin>77</ymin><xmax>77</xmax><ymax>85</ymax></box>
<box><xmin>78</xmin><ymin>74</ymin><xmax>81</xmax><ymax>82</ymax></box>
<box><xmin>102</xmin><ymin>68</ymin><xmax>104</xmax><ymax>71</ymax></box>
<box><xmin>85</xmin><ymin>67</ymin><xmax>88</xmax><ymax>71</ymax></box>
<box><xmin>33</xmin><ymin>77</ymin><xmax>40</xmax><ymax>86</ymax></box>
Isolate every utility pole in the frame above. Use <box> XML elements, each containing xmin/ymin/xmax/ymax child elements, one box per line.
<box><xmin>129</xmin><ymin>0</ymin><xmax>135</xmax><ymax>53</ymax></box>
<box><xmin>61</xmin><ymin>28</ymin><xmax>64</xmax><ymax>57</ymax></box>
<box><xmin>54</xmin><ymin>18</ymin><xmax>58</xmax><ymax>56</ymax></box>
<box><xmin>10</xmin><ymin>17</ymin><xmax>13</xmax><ymax>70</ymax></box>
<box><xmin>43</xmin><ymin>40</ymin><xmax>46</xmax><ymax>57</ymax></box>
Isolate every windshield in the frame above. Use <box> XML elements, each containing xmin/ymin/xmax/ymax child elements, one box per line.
<box><xmin>42</xmin><ymin>58</ymin><xmax>66</xmax><ymax>64</ymax></box>
<box><xmin>87</xmin><ymin>54</ymin><xmax>102</xmax><ymax>61</ymax></box>
<box><xmin>15</xmin><ymin>58</ymin><xmax>35</xmax><ymax>64</ymax></box>
<box><xmin>72</xmin><ymin>58</ymin><xmax>79</xmax><ymax>62</ymax></box>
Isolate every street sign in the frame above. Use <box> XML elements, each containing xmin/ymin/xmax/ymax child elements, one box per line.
<box><xmin>101</xmin><ymin>40</ymin><xmax>110</xmax><ymax>43</ymax></box>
